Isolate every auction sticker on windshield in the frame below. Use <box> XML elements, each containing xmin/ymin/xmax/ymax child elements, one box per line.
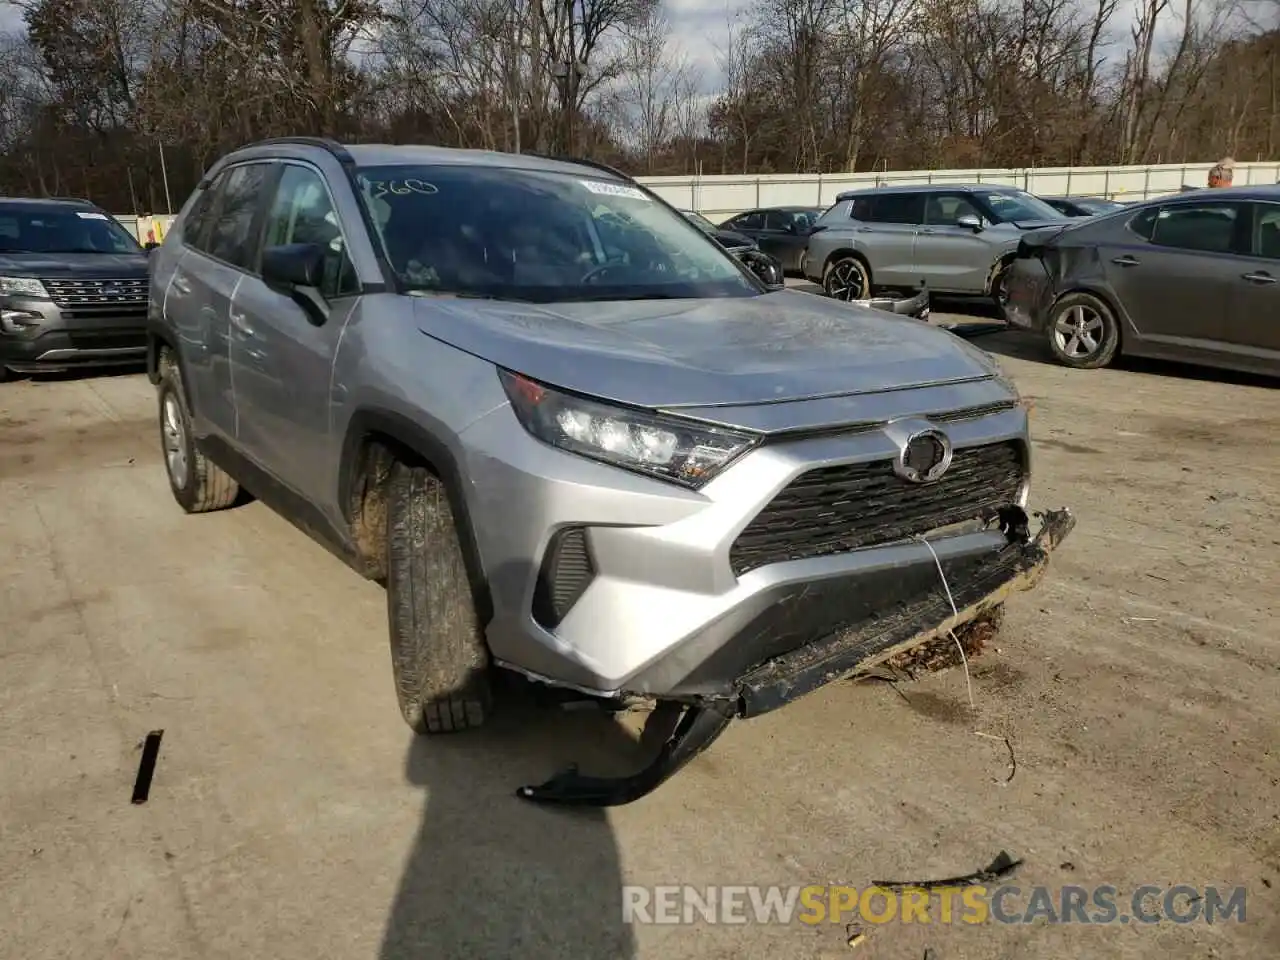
<box><xmin>580</xmin><ymin>180</ymin><xmax>651</xmax><ymax>201</ymax></box>
<box><xmin>76</xmin><ymin>212</ymin><xmax>109</xmax><ymax>220</ymax></box>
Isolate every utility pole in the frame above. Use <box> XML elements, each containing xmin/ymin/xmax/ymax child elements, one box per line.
<box><xmin>551</xmin><ymin>0</ymin><xmax>585</xmax><ymax>155</ymax></box>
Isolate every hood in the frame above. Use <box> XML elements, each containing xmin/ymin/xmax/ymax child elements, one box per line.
<box><xmin>0</xmin><ymin>252</ymin><xmax>148</xmax><ymax>278</ymax></box>
<box><xmin>713</xmin><ymin>229</ymin><xmax>756</xmax><ymax>250</ymax></box>
<box><xmin>415</xmin><ymin>289</ymin><xmax>1002</xmax><ymax>410</ymax></box>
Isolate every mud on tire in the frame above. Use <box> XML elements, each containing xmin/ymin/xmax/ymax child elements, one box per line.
<box><xmin>157</xmin><ymin>351</ymin><xmax>240</xmax><ymax>513</ymax></box>
<box><xmin>385</xmin><ymin>462</ymin><xmax>492</xmax><ymax>734</ymax></box>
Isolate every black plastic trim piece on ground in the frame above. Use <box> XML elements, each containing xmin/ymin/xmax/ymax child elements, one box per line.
<box><xmin>515</xmin><ymin>700</ymin><xmax>735</xmax><ymax>807</ymax></box>
<box><xmin>131</xmin><ymin>730</ymin><xmax>164</xmax><ymax>805</ymax></box>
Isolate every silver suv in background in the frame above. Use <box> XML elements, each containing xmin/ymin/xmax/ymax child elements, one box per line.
<box><xmin>146</xmin><ymin>138</ymin><xmax>1074</xmax><ymax>806</ymax></box>
<box><xmin>802</xmin><ymin>184</ymin><xmax>1069</xmax><ymax>313</ymax></box>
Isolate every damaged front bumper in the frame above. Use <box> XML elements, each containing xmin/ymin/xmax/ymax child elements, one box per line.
<box><xmin>518</xmin><ymin>505</ymin><xmax>1076</xmax><ymax>806</ymax></box>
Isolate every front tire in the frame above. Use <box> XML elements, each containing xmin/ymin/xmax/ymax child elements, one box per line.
<box><xmin>157</xmin><ymin>353</ymin><xmax>240</xmax><ymax>513</ymax></box>
<box><xmin>385</xmin><ymin>462</ymin><xmax>492</xmax><ymax>734</ymax></box>
<box><xmin>823</xmin><ymin>255</ymin><xmax>872</xmax><ymax>301</ymax></box>
<box><xmin>1045</xmin><ymin>291</ymin><xmax>1121</xmax><ymax>369</ymax></box>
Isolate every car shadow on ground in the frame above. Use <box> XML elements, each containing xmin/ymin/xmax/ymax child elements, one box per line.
<box><xmin>380</xmin><ymin>679</ymin><xmax>641</xmax><ymax>959</ymax></box>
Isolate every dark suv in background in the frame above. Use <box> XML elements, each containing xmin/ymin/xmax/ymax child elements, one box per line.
<box><xmin>0</xmin><ymin>197</ymin><xmax>151</xmax><ymax>381</ymax></box>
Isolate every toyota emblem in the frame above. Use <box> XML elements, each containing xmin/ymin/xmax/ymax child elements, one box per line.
<box><xmin>893</xmin><ymin>429</ymin><xmax>953</xmax><ymax>484</ymax></box>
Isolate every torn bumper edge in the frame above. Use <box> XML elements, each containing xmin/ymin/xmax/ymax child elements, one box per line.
<box><xmin>736</xmin><ymin>506</ymin><xmax>1076</xmax><ymax>717</ymax></box>
<box><xmin>517</xmin><ymin>506</ymin><xmax>1075</xmax><ymax>807</ymax></box>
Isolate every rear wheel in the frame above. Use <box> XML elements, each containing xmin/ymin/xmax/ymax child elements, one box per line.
<box><xmin>1045</xmin><ymin>291</ymin><xmax>1120</xmax><ymax>369</ymax></box>
<box><xmin>385</xmin><ymin>462</ymin><xmax>492</xmax><ymax>734</ymax></box>
<box><xmin>157</xmin><ymin>353</ymin><xmax>240</xmax><ymax>513</ymax></box>
<box><xmin>823</xmin><ymin>255</ymin><xmax>871</xmax><ymax>301</ymax></box>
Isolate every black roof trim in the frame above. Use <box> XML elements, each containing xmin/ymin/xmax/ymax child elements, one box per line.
<box><xmin>239</xmin><ymin>137</ymin><xmax>355</xmax><ymax>164</ymax></box>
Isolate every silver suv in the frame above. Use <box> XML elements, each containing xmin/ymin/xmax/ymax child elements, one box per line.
<box><xmin>802</xmin><ymin>185</ymin><xmax>1069</xmax><ymax>312</ymax></box>
<box><xmin>145</xmin><ymin>138</ymin><xmax>1074</xmax><ymax>805</ymax></box>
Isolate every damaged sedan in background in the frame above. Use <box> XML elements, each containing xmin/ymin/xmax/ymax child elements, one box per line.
<box><xmin>1005</xmin><ymin>184</ymin><xmax>1280</xmax><ymax>375</ymax></box>
<box><xmin>146</xmin><ymin>139</ymin><xmax>1076</xmax><ymax>808</ymax></box>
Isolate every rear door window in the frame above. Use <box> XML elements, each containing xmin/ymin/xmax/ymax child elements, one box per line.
<box><xmin>181</xmin><ymin>172</ymin><xmax>227</xmax><ymax>252</ymax></box>
<box><xmin>868</xmin><ymin>193</ymin><xmax>925</xmax><ymax>225</ymax></box>
<box><xmin>206</xmin><ymin>162</ymin><xmax>274</xmax><ymax>270</ymax></box>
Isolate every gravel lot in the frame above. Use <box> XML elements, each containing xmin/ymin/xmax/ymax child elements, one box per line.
<box><xmin>2</xmin><ymin>298</ymin><xmax>1278</xmax><ymax>959</ymax></box>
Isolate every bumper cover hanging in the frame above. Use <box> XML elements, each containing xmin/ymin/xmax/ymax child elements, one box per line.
<box><xmin>516</xmin><ymin>506</ymin><xmax>1075</xmax><ymax>807</ymax></box>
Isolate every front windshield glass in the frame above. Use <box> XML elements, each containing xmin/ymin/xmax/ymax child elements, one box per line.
<box><xmin>354</xmin><ymin>164</ymin><xmax>759</xmax><ymax>302</ymax></box>
<box><xmin>1079</xmin><ymin>198</ymin><xmax>1125</xmax><ymax>214</ymax></box>
<box><xmin>0</xmin><ymin>207</ymin><xmax>142</xmax><ymax>254</ymax></box>
<box><xmin>975</xmin><ymin>190</ymin><xmax>1067</xmax><ymax>224</ymax></box>
<box><xmin>681</xmin><ymin>210</ymin><xmax>718</xmax><ymax>234</ymax></box>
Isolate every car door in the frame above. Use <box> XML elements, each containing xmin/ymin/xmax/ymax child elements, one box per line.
<box><xmin>913</xmin><ymin>191</ymin><xmax>991</xmax><ymax>293</ymax></box>
<box><xmin>1227</xmin><ymin>200</ymin><xmax>1280</xmax><ymax>353</ymax></box>
<box><xmin>857</xmin><ymin>192</ymin><xmax>923</xmax><ymax>286</ymax></box>
<box><xmin>167</xmin><ymin>164</ymin><xmax>273</xmax><ymax>441</ymax></box>
<box><xmin>760</xmin><ymin>210</ymin><xmax>809</xmax><ymax>272</ymax></box>
<box><xmin>228</xmin><ymin>160</ymin><xmax>362</xmax><ymax>507</ymax></box>
<box><xmin>1100</xmin><ymin>199</ymin><xmax>1247</xmax><ymax>351</ymax></box>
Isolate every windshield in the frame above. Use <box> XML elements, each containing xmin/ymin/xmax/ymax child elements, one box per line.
<box><xmin>1078</xmin><ymin>198</ymin><xmax>1126</xmax><ymax>214</ymax></box>
<box><xmin>0</xmin><ymin>207</ymin><xmax>142</xmax><ymax>255</ymax></box>
<box><xmin>354</xmin><ymin>164</ymin><xmax>760</xmax><ymax>302</ymax></box>
<box><xmin>975</xmin><ymin>190</ymin><xmax>1067</xmax><ymax>224</ymax></box>
<box><xmin>680</xmin><ymin>210</ymin><xmax>719</xmax><ymax>234</ymax></box>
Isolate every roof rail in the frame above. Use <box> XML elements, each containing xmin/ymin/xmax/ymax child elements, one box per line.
<box><xmin>530</xmin><ymin>153</ymin><xmax>636</xmax><ymax>183</ymax></box>
<box><xmin>242</xmin><ymin>137</ymin><xmax>354</xmax><ymax>164</ymax></box>
<box><xmin>46</xmin><ymin>196</ymin><xmax>95</xmax><ymax>205</ymax></box>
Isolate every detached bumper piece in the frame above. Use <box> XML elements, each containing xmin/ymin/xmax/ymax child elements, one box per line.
<box><xmin>517</xmin><ymin>700</ymin><xmax>735</xmax><ymax>807</ymax></box>
<box><xmin>516</xmin><ymin>506</ymin><xmax>1075</xmax><ymax>808</ymax></box>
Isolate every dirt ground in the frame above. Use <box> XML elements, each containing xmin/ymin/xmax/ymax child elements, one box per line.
<box><xmin>1</xmin><ymin>305</ymin><xmax>1277</xmax><ymax>960</ymax></box>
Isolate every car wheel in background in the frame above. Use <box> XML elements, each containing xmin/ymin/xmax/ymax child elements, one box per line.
<box><xmin>823</xmin><ymin>255</ymin><xmax>872</xmax><ymax>300</ymax></box>
<box><xmin>384</xmin><ymin>461</ymin><xmax>492</xmax><ymax>734</ymax></box>
<box><xmin>990</xmin><ymin>265</ymin><xmax>1013</xmax><ymax>319</ymax></box>
<box><xmin>157</xmin><ymin>351</ymin><xmax>241</xmax><ymax>512</ymax></box>
<box><xmin>1045</xmin><ymin>292</ymin><xmax>1121</xmax><ymax>369</ymax></box>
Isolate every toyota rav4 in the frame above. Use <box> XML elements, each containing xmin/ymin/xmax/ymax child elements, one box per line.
<box><xmin>146</xmin><ymin>138</ymin><xmax>1075</xmax><ymax>805</ymax></box>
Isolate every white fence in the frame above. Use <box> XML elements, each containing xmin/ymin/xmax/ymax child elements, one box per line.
<box><xmin>114</xmin><ymin>160</ymin><xmax>1279</xmax><ymax>236</ymax></box>
<box><xmin>636</xmin><ymin>161</ymin><xmax>1280</xmax><ymax>222</ymax></box>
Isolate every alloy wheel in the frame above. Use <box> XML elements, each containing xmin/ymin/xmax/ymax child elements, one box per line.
<box><xmin>162</xmin><ymin>391</ymin><xmax>190</xmax><ymax>490</ymax></box>
<box><xmin>1053</xmin><ymin>304</ymin><xmax>1106</xmax><ymax>360</ymax></box>
<box><xmin>827</xmin><ymin>261</ymin><xmax>867</xmax><ymax>300</ymax></box>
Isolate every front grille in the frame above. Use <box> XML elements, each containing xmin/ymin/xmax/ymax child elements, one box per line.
<box><xmin>531</xmin><ymin>527</ymin><xmax>596</xmax><ymax>629</ymax></box>
<box><xmin>42</xmin><ymin>277</ymin><xmax>148</xmax><ymax>313</ymax></box>
<box><xmin>729</xmin><ymin>441</ymin><xmax>1025</xmax><ymax>576</ymax></box>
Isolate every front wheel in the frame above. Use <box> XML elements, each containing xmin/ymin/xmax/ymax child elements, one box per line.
<box><xmin>385</xmin><ymin>462</ymin><xmax>492</xmax><ymax>734</ymax></box>
<box><xmin>1045</xmin><ymin>292</ymin><xmax>1121</xmax><ymax>369</ymax></box>
<box><xmin>990</xmin><ymin>265</ymin><xmax>1012</xmax><ymax>320</ymax></box>
<box><xmin>823</xmin><ymin>256</ymin><xmax>871</xmax><ymax>301</ymax></box>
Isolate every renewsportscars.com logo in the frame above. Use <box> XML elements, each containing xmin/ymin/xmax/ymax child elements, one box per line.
<box><xmin>622</xmin><ymin>884</ymin><xmax>1248</xmax><ymax>926</ymax></box>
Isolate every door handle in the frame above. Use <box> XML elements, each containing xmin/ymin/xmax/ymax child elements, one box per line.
<box><xmin>172</xmin><ymin>277</ymin><xmax>191</xmax><ymax>295</ymax></box>
<box><xmin>229</xmin><ymin>311</ymin><xmax>253</xmax><ymax>336</ymax></box>
<box><xmin>1111</xmin><ymin>255</ymin><xmax>1140</xmax><ymax>266</ymax></box>
<box><xmin>1242</xmin><ymin>271</ymin><xmax>1276</xmax><ymax>284</ymax></box>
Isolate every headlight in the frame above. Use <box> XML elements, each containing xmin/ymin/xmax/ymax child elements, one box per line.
<box><xmin>0</xmin><ymin>277</ymin><xmax>50</xmax><ymax>298</ymax></box>
<box><xmin>499</xmin><ymin>370</ymin><xmax>759</xmax><ymax>489</ymax></box>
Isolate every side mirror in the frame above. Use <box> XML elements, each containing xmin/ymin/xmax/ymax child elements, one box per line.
<box><xmin>956</xmin><ymin>214</ymin><xmax>984</xmax><ymax>231</ymax></box>
<box><xmin>261</xmin><ymin>242</ymin><xmax>325</xmax><ymax>289</ymax></box>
